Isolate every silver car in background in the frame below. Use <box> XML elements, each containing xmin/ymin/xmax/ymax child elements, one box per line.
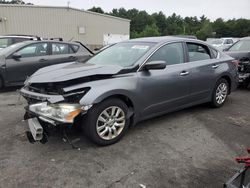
<box><xmin>20</xmin><ymin>36</ymin><xmax>238</xmax><ymax>146</ymax></box>
<box><xmin>207</xmin><ymin>38</ymin><xmax>235</xmax><ymax>51</ymax></box>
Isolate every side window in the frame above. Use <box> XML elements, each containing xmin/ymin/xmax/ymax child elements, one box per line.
<box><xmin>148</xmin><ymin>43</ymin><xmax>184</xmax><ymax>65</ymax></box>
<box><xmin>211</xmin><ymin>48</ymin><xmax>218</xmax><ymax>58</ymax></box>
<box><xmin>228</xmin><ymin>39</ymin><xmax>233</xmax><ymax>44</ymax></box>
<box><xmin>71</xmin><ymin>44</ymin><xmax>79</xmax><ymax>53</ymax></box>
<box><xmin>52</xmin><ymin>43</ymin><xmax>73</xmax><ymax>55</ymax></box>
<box><xmin>0</xmin><ymin>38</ymin><xmax>11</xmax><ymax>48</ymax></box>
<box><xmin>17</xmin><ymin>43</ymin><xmax>48</xmax><ymax>58</ymax></box>
<box><xmin>187</xmin><ymin>43</ymin><xmax>211</xmax><ymax>62</ymax></box>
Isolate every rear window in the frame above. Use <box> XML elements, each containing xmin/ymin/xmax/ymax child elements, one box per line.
<box><xmin>71</xmin><ymin>44</ymin><xmax>79</xmax><ymax>52</ymax></box>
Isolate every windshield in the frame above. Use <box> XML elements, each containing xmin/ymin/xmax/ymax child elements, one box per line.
<box><xmin>228</xmin><ymin>40</ymin><xmax>250</xmax><ymax>51</ymax></box>
<box><xmin>86</xmin><ymin>42</ymin><xmax>155</xmax><ymax>67</ymax></box>
<box><xmin>210</xmin><ymin>39</ymin><xmax>223</xmax><ymax>45</ymax></box>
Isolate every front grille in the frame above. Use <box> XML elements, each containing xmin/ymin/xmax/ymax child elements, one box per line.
<box><xmin>26</xmin><ymin>84</ymin><xmax>60</xmax><ymax>95</ymax></box>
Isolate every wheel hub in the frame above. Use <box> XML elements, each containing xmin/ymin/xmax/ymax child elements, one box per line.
<box><xmin>96</xmin><ymin>106</ymin><xmax>126</xmax><ymax>140</ymax></box>
<box><xmin>216</xmin><ymin>83</ymin><xmax>228</xmax><ymax>104</ymax></box>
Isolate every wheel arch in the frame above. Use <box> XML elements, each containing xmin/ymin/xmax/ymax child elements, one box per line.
<box><xmin>220</xmin><ymin>75</ymin><xmax>232</xmax><ymax>93</ymax></box>
<box><xmin>90</xmin><ymin>92</ymin><xmax>136</xmax><ymax>126</ymax></box>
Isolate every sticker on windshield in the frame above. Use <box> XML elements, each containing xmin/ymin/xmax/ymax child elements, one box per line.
<box><xmin>132</xmin><ymin>45</ymin><xmax>149</xmax><ymax>50</ymax></box>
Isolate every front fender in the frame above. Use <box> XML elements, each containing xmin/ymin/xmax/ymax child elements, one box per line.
<box><xmin>78</xmin><ymin>74</ymin><xmax>138</xmax><ymax>108</ymax></box>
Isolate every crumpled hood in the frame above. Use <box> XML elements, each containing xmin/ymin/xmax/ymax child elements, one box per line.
<box><xmin>27</xmin><ymin>62</ymin><xmax>123</xmax><ymax>84</ymax></box>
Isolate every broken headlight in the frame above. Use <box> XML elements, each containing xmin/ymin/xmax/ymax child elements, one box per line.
<box><xmin>29</xmin><ymin>102</ymin><xmax>84</xmax><ymax>123</ymax></box>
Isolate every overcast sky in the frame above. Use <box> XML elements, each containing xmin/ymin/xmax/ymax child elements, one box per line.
<box><xmin>26</xmin><ymin>0</ymin><xmax>250</xmax><ymax>21</ymax></box>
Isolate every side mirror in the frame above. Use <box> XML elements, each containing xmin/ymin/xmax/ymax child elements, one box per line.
<box><xmin>144</xmin><ymin>61</ymin><xmax>167</xmax><ymax>70</ymax></box>
<box><xmin>12</xmin><ymin>53</ymin><xmax>22</xmax><ymax>59</ymax></box>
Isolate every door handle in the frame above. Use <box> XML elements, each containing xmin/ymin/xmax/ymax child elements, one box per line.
<box><xmin>39</xmin><ymin>58</ymin><xmax>48</xmax><ymax>62</ymax></box>
<box><xmin>212</xmin><ymin>64</ymin><xmax>219</xmax><ymax>69</ymax></box>
<box><xmin>180</xmin><ymin>71</ymin><xmax>189</xmax><ymax>76</ymax></box>
<box><xmin>68</xmin><ymin>56</ymin><xmax>77</xmax><ymax>60</ymax></box>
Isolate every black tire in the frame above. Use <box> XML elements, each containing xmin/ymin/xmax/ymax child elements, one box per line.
<box><xmin>0</xmin><ymin>77</ymin><xmax>3</xmax><ymax>90</ymax></box>
<box><xmin>210</xmin><ymin>78</ymin><xmax>229</xmax><ymax>108</ymax></box>
<box><xmin>82</xmin><ymin>98</ymin><xmax>130</xmax><ymax>146</ymax></box>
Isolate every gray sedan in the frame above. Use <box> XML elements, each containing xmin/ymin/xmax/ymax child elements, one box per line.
<box><xmin>20</xmin><ymin>36</ymin><xmax>238</xmax><ymax>146</ymax></box>
<box><xmin>0</xmin><ymin>40</ymin><xmax>93</xmax><ymax>89</ymax></box>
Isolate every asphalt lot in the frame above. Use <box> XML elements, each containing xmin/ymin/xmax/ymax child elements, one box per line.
<box><xmin>0</xmin><ymin>87</ymin><xmax>250</xmax><ymax>188</ymax></box>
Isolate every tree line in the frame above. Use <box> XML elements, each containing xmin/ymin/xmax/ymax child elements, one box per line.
<box><xmin>1</xmin><ymin>0</ymin><xmax>249</xmax><ymax>40</ymax></box>
<box><xmin>0</xmin><ymin>0</ymin><xmax>33</xmax><ymax>5</ymax></box>
<box><xmin>88</xmin><ymin>7</ymin><xmax>250</xmax><ymax>40</ymax></box>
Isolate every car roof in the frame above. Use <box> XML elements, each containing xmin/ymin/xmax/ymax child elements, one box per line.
<box><xmin>0</xmin><ymin>35</ymin><xmax>37</xmax><ymax>39</ymax></box>
<box><xmin>16</xmin><ymin>40</ymin><xmax>80</xmax><ymax>45</ymax></box>
<box><xmin>221</xmin><ymin>37</ymin><xmax>234</xmax><ymax>40</ymax></box>
<box><xmin>125</xmin><ymin>36</ymin><xmax>205</xmax><ymax>44</ymax></box>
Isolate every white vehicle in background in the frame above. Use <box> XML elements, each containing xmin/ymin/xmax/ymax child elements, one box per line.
<box><xmin>207</xmin><ymin>38</ymin><xmax>235</xmax><ymax>51</ymax></box>
<box><xmin>0</xmin><ymin>35</ymin><xmax>41</xmax><ymax>50</ymax></box>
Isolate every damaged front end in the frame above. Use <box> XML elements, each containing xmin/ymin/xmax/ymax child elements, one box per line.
<box><xmin>238</xmin><ymin>58</ymin><xmax>250</xmax><ymax>87</ymax></box>
<box><xmin>20</xmin><ymin>82</ymin><xmax>92</xmax><ymax>144</ymax></box>
<box><xmin>20</xmin><ymin>62</ymin><xmax>125</xmax><ymax>144</ymax></box>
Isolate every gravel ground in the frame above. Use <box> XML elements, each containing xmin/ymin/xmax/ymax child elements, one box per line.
<box><xmin>0</xmin><ymin>87</ymin><xmax>249</xmax><ymax>188</ymax></box>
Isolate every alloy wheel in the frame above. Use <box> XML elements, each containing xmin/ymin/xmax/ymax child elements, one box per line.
<box><xmin>215</xmin><ymin>83</ymin><xmax>228</xmax><ymax>104</ymax></box>
<box><xmin>96</xmin><ymin>106</ymin><xmax>126</xmax><ymax>140</ymax></box>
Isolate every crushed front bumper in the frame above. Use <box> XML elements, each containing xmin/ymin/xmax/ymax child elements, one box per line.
<box><xmin>20</xmin><ymin>87</ymin><xmax>83</xmax><ymax>143</ymax></box>
<box><xmin>24</xmin><ymin>108</ymin><xmax>73</xmax><ymax>143</ymax></box>
<box><xmin>239</xmin><ymin>73</ymin><xmax>250</xmax><ymax>82</ymax></box>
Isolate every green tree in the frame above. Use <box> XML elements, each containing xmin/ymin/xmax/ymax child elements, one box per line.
<box><xmin>136</xmin><ymin>23</ymin><xmax>160</xmax><ymax>38</ymax></box>
<box><xmin>0</xmin><ymin>0</ymin><xmax>32</xmax><ymax>4</ymax></box>
<box><xmin>196</xmin><ymin>21</ymin><xmax>213</xmax><ymax>40</ymax></box>
<box><xmin>87</xmin><ymin>6</ymin><xmax>105</xmax><ymax>14</ymax></box>
<box><xmin>152</xmin><ymin>11</ymin><xmax>167</xmax><ymax>35</ymax></box>
<box><xmin>164</xmin><ymin>13</ymin><xmax>184</xmax><ymax>35</ymax></box>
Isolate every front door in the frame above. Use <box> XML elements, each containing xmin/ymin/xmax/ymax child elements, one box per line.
<box><xmin>6</xmin><ymin>42</ymin><xmax>49</xmax><ymax>84</ymax></box>
<box><xmin>138</xmin><ymin>42</ymin><xmax>191</xmax><ymax>119</ymax></box>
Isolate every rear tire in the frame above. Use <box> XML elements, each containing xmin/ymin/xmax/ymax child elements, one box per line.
<box><xmin>82</xmin><ymin>98</ymin><xmax>130</xmax><ymax>146</ymax></box>
<box><xmin>210</xmin><ymin>78</ymin><xmax>229</xmax><ymax>108</ymax></box>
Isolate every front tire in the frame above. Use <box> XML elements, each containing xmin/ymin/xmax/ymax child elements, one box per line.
<box><xmin>210</xmin><ymin>78</ymin><xmax>229</xmax><ymax>108</ymax></box>
<box><xmin>0</xmin><ymin>77</ymin><xmax>3</xmax><ymax>90</ymax></box>
<box><xmin>82</xmin><ymin>98</ymin><xmax>130</xmax><ymax>146</ymax></box>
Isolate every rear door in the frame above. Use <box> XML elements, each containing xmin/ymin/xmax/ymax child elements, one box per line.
<box><xmin>45</xmin><ymin>42</ymin><xmax>78</xmax><ymax>66</ymax></box>
<box><xmin>5</xmin><ymin>42</ymin><xmax>49</xmax><ymax>84</ymax></box>
<box><xmin>185</xmin><ymin>42</ymin><xmax>219</xmax><ymax>102</ymax></box>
